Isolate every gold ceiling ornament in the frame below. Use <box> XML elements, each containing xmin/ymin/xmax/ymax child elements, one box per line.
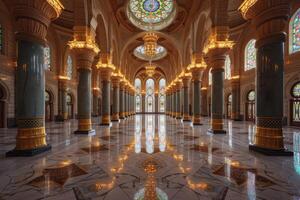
<box><xmin>203</xmin><ymin>33</ymin><xmax>235</xmax><ymax>54</ymax></box>
<box><xmin>143</xmin><ymin>32</ymin><xmax>159</xmax><ymax>58</ymax></box>
<box><xmin>239</xmin><ymin>0</ymin><xmax>258</xmax><ymax>19</ymax></box>
<box><xmin>68</xmin><ymin>34</ymin><xmax>100</xmax><ymax>54</ymax></box>
<box><xmin>145</xmin><ymin>63</ymin><xmax>156</xmax><ymax>77</ymax></box>
<box><xmin>46</xmin><ymin>0</ymin><xmax>64</xmax><ymax>16</ymax></box>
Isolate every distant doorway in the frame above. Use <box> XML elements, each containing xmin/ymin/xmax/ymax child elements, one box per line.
<box><xmin>227</xmin><ymin>94</ymin><xmax>232</xmax><ymax>119</ymax></box>
<box><xmin>45</xmin><ymin>90</ymin><xmax>53</xmax><ymax>122</ymax></box>
<box><xmin>66</xmin><ymin>93</ymin><xmax>73</xmax><ymax>119</ymax></box>
<box><xmin>290</xmin><ymin>82</ymin><xmax>300</xmax><ymax>126</ymax></box>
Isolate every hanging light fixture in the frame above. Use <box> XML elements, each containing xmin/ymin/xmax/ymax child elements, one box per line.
<box><xmin>143</xmin><ymin>32</ymin><xmax>159</xmax><ymax>58</ymax></box>
<box><xmin>145</xmin><ymin>61</ymin><xmax>156</xmax><ymax>77</ymax></box>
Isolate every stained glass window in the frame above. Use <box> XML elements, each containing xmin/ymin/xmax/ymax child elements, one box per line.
<box><xmin>135</xmin><ymin>78</ymin><xmax>142</xmax><ymax>112</ymax></box>
<box><xmin>248</xmin><ymin>90</ymin><xmax>255</xmax><ymax>101</ymax></box>
<box><xmin>66</xmin><ymin>55</ymin><xmax>73</xmax><ymax>79</ymax></box>
<box><xmin>291</xmin><ymin>9</ymin><xmax>300</xmax><ymax>54</ymax></box>
<box><xmin>228</xmin><ymin>94</ymin><xmax>232</xmax><ymax>103</ymax></box>
<box><xmin>225</xmin><ymin>55</ymin><xmax>231</xmax><ymax>80</ymax></box>
<box><xmin>159</xmin><ymin>78</ymin><xmax>166</xmax><ymax>112</ymax></box>
<box><xmin>245</xmin><ymin>39</ymin><xmax>256</xmax><ymax>71</ymax></box>
<box><xmin>44</xmin><ymin>46</ymin><xmax>51</xmax><ymax>71</ymax></box>
<box><xmin>0</xmin><ymin>24</ymin><xmax>3</xmax><ymax>54</ymax></box>
<box><xmin>292</xmin><ymin>82</ymin><xmax>300</xmax><ymax>98</ymax></box>
<box><xmin>127</xmin><ymin>0</ymin><xmax>176</xmax><ymax>31</ymax></box>
<box><xmin>146</xmin><ymin>79</ymin><xmax>155</xmax><ymax>112</ymax></box>
<box><xmin>208</xmin><ymin>68</ymin><xmax>212</xmax><ymax>85</ymax></box>
<box><xmin>45</xmin><ymin>91</ymin><xmax>50</xmax><ymax>102</ymax></box>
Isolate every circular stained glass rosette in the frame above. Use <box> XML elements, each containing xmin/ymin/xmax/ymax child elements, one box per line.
<box><xmin>127</xmin><ymin>0</ymin><xmax>176</xmax><ymax>31</ymax></box>
<box><xmin>134</xmin><ymin>45</ymin><xmax>167</xmax><ymax>61</ymax></box>
<box><xmin>134</xmin><ymin>187</ymin><xmax>168</xmax><ymax>200</ymax></box>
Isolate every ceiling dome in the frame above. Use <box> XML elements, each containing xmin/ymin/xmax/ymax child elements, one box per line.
<box><xmin>127</xmin><ymin>0</ymin><xmax>177</xmax><ymax>31</ymax></box>
<box><xmin>134</xmin><ymin>45</ymin><xmax>167</xmax><ymax>61</ymax></box>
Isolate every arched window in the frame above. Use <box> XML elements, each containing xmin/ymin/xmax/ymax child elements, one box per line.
<box><xmin>146</xmin><ymin>79</ymin><xmax>155</xmax><ymax>112</ymax></box>
<box><xmin>244</xmin><ymin>39</ymin><xmax>256</xmax><ymax>71</ymax></box>
<box><xmin>225</xmin><ymin>55</ymin><xmax>231</xmax><ymax>80</ymax></box>
<box><xmin>0</xmin><ymin>24</ymin><xmax>3</xmax><ymax>54</ymax></box>
<box><xmin>44</xmin><ymin>46</ymin><xmax>51</xmax><ymax>71</ymax></box>
<box><xmin>66</xmin><ymin>93</ymin><xmax>73</xmax><ymax>119</ymax></box>
<box><xmin>208</xmin><ymin>68</ymin><xmax>212</xmax><ymax>85</ymax></box>
<box><xmin>227</xmin><ymin>94</ymin><xmax>232</xmax><ymax>119</ymax></box>
<box><xmin>135</xmin><ymin>78</ymin><xmax>142</xmax><ymax>112</ymax></box>
<box><xmin>159</xmin><ymin>78</ymin><xmax>166</xmax><ymax>112</ymax></box>
<box><xmin>290</xmin><ymin>9</ymin><xmax>300</xmax><ymax>54</ymax></box>
<box><xmin>66</xmin><ymin>55</ymin><xmax>73</xmax><ymax>79</ymax></box>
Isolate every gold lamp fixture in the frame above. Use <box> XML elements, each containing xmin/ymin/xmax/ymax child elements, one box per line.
<box><xmin>145</xmin><ymin>63</ymin><xmax>156</xmax><ymax>77</ymax></box>
<box><xmin>143</xmin><ymin>32</ymin><xmax>159</xmax><ymax>58</ymax></box>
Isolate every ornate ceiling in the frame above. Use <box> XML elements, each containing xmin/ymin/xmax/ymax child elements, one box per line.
<box><xmin>51</xmin><ymin>0</ymin><xmax>246</xmax><ymax>82</ymax></box>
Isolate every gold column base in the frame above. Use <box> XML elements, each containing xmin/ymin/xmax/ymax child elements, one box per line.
<box><xmin>193</xmin><ymin>115</ymin><xmax>202</xmax><ymax>125</ymax></box>
<box><xmin>78</xmin><ymin>119</ymin><xmax>92</xmax><ymax>131</ymax></box>
<box><xmin>63</xmin><ymin>112</ymin><xmax>68</xmax><ymax>120</ymax></box>
<box><xmin>183</xmin><ymin>114</ymin><xmax>191</xmax><ymax>121</ymax></box>
<box><xmin>111</xmin><ymin>114</ymin><xmax>119</xmax><ymax>121</ymax></box>
<box><xmin>176</xmin><ymin>112</ymin><xmax>182</xmax><ymax>119</ymax></box>
<box><xmin>101</xmin><ymin>115</ymin><xmax>110</xmax><ymax>125</ymax></box>
<box><xmin>211</xmin><ymin>119</ymin><xmax>224</xmax><ymax>131</ymax></box>
<box><xmin>16</xmin><ymin>127</ymin><xmax>47</xmax><ymax>150</ymax></box>
<box><xmin>254</xmin><ymin>126</ymin><xmax>284</xmax><ymax>150</ymax></box>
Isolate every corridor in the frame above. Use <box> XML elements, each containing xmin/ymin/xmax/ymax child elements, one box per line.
<box><xmin>0</xmin><ymin>115</ymin><xmax>299</xmax><ymax>200</ymax></box>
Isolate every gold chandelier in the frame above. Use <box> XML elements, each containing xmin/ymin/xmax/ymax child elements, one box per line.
<box><xmin>145</xmin><ymin>63</ymin><xmax>156</xmax><ymax>77</ymax></box>
<box><xmin>143</xmin><ymin>32</ymin><xmax>159</xmax><ymax>58</ymax></box>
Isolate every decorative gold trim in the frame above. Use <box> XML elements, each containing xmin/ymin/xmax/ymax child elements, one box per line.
<box><xmin>211</xmin><ymin>119</ymin><xmax>224</xmax><ymax>131</ymax></box>
<box><xmin>254</xmin><ymin>126</ymin><xmax>284</xmax><ymax>150</ymax></box>
<box><xmin>78</xmin><ymin>119</ymin><xmax>92</xmax><ymax>131</ymax></box>
<box><xmin>102</xmin><ymin>115</ymin><xmax>111</xmax><ymax>124</ymax></box>
<box><xmin>239</xmin><ymin>0</ymin><xmax>258</xmax><ymax>19</ymax></box>
<box><xmin>46</xmin><ymin>0</ymin><xmax>64</xmax><ymax>16</ymax></box>
<box><xmin>16</xmin><ymin>127</ymin><xmax>47</xmax><ymax>150</ymax></box>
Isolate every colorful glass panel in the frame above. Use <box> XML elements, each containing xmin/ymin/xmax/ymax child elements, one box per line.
<box><xmin>225</xmin><ymin>55</ymin><xmax>231</xmax><ymax>80</ymax></box>
<box><xmin>146</xmin><ymin>79</ymin><xmax>155</xmax><ymax>112</ymax></box>
<box><xmin>292</xmin><ymin>82</ymin><xmax>300</xmax><ymax>97</ymax></box>
<box><xmin>292</xmin><ymin>9</ymin><xmax>300</xmax><ymax>53</ymax></box>
<box><xmin>44</xmin><ymin>46</ymin><xmax>51</xmax><ymax>70</ymax></box>
<box><xmin>159</xmin><ymin>78</ymin><xmax>166</xmax><ymax>112</ymax></box>
<box><xmin>67</xmin><ymin>55</ymin><xmax>73</xmax><ymax>79</ymax></box>
<box><xmin>128</xmin><ymin>0</ymin><xmax>175</xmax><ymax>31</ymax></box>
<box><xmin>245</xmin><ymin>39</ymin><xmax>256</xmax><ymax>71</ymax></box>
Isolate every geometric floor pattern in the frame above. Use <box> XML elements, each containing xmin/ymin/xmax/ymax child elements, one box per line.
<box><xmin>0</xmin><ymin>114</ymin><xmax>300</xmax><ymax>200</ymax></box>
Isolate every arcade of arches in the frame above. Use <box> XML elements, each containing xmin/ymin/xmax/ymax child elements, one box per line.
<box><xmin>0</xmin><ymin>0</ymin><xmax>300</xmax><ymax>199</ymax></box>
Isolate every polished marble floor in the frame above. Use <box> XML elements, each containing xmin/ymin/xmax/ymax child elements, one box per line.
<box><xmin>0</xmin><ymin>115</ymin><xmax>300</xmax><ymax>200</ymax></box>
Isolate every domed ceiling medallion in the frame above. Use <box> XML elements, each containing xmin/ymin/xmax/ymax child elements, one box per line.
<box><xmin>127</xmin><ymin>0</ymin><xmax>176</xmax><ymax>31</ymax></box>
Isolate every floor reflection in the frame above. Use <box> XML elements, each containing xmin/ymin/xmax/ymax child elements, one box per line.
<box><xmin>0</xmin><ymin>115</ymin><xmax>300</xmax><ymax>200</ymax></box>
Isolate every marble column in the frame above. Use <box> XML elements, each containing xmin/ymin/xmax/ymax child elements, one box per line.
<box><xmin>182</xmin><ymin>74</ymin><xmax>192</xmax><ymax>122</ymax></box>
<box><xmin>176</xmin><ymin>81</ymin><xmax>183</xmax><ymax>119</ymax></box>
<box><xmin>172</xmin><ymin>88</ymin><xmax>176</xmax><ymax>118</ymax></box>
<box><xmin>92</xmin><ymin>90</ymin><xmax>100</xmax><ymax>117</ymax></box>
<box><xmin>166</xmin><ymin>92</ymin><xmax>170</xmax><ymax>116</ymax></box>
<box><xmin>155</xmin><ymin>93</ymin><xmax>159</xmax><ymax>113</ymax></box>
<box><xmin>242</xmin><ymin>0</ymin><xmax>292</xmax><ymax>155</ymax></box>
<box><xmin>99</xmin><ymin>67</ymin><xmax>113</xmax><ymax>125</ymax></box>
<box><xmin>57</xmin><ymin>79</ymin><xmax>68</xmax><ymax>121</ymax></box>
<box><xmin>231</xmin><ymin>78</ymin><xmax>241</xmax><ymax>121</ymax></box>
<box><xmin>111</xmin><ymin>74</ymin><xmax>121</xmax><ymax>122</ymax></box>
<box><xmin>6</xmin><ymin>1</ymin><xmax>62</xmax><ymax>156</ymax></box>
<box><xmin>206</xmin><ymin>48</ymin><xmax>228</xmax><ymax>134</ymax></box>
<box><xmin>119</xmin><ymin>82</ymin><xmax>125</xmax><ymax>119</ymax></box>
<box><xmin>124</xmin><ymin>86</ymin><xmax>128</xmax><ymax>117</ymax></box>
<box><xmin>200</xmin><ymin>88</ymin><xmax>208</xmax><ymax>117</ymax></box>
<box><xmin>190</xmin><ymin>68</ymin><xmax>205</xmax><ymax>125</ymax></box>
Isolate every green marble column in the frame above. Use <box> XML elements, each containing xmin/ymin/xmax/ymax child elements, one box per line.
<box><xmin>111</xmin><ymin>74</ymin><xmax>121</xmax><ymax>122</ymax></box>
<box><xmin>99</xmin><ymin>67</ymin><xmax>113</xmax><ymax>125</ymax></box>
<box><xmin>231</xmin><ymin>78</ymin><xmax>241</xmax><ymax>121</ymax></box>
<box><xmin>182</xmin><ymin>74</ymin><xmax>192</xmax><ymax>122</ymax></box>
<box><xmin>119</xmin><ymin>83</ymin><xmax>125</xmax><ymax>119</ymax></box>
<box><xmin>176</xmin><ymin>81</ymin><xmax>183</xmax><ymax>119</ymax></box>
<box><xmin>241</xmin><ymin>0</ymin><xmax>292</xmax><ymax>155</ymax></box>
<box><xmin>6</xmin><ymin>0</ymin><xmax>62</xmax><ymax>157</ymax></box>
<box><xmin>57</xmin><ymin>79</ymin><xmax>68</xmax><ymax>121</ymax></box>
